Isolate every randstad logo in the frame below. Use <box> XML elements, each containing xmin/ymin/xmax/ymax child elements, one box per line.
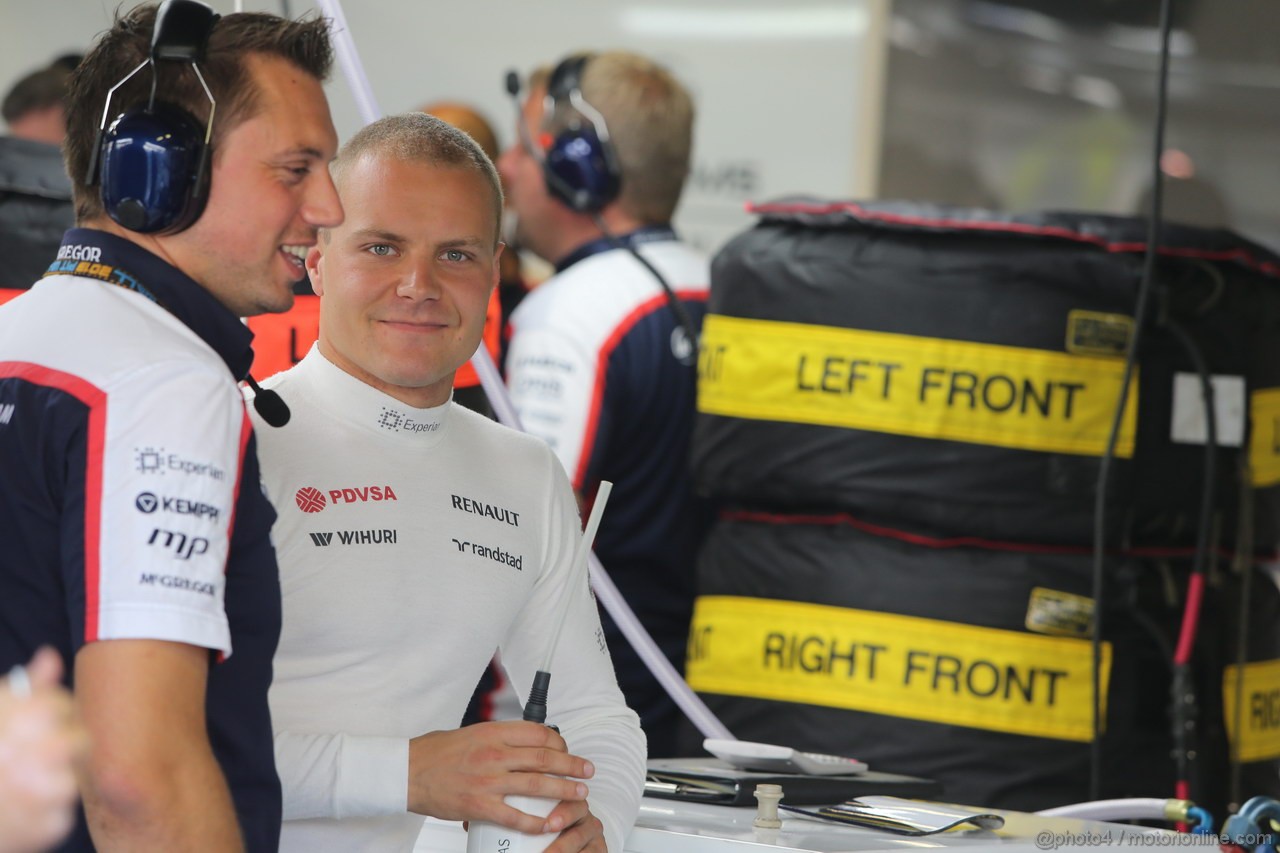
<box><xmin>295</xmin><ymin>485</ymin><xmax>398</xmax><ymax>513</ymax></box>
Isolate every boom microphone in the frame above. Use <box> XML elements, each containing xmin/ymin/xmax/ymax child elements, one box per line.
<box><xmin>244</xmin><ymin>375</ymin><xmax>290</xmax><ymax>428</ymax></box>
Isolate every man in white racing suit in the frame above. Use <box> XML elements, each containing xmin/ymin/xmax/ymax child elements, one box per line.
<box><xmin>250</xmin><ymin>112</ymin><xmax>645</xmax><ymax>853</ymax></box>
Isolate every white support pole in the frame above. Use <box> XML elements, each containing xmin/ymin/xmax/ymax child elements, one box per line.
<box><xmin>314</xmin><ymin>0</ymin><xmax>382</xmax><ymax>125</ymax></box>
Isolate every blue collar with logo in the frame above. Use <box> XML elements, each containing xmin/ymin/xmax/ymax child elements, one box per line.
<box><xmin>48</xmin><ymin>228</ymin><xmax>256</xmax><ymax>381</ymax></box>
<box><xmin>555</xmin><ymin>224</ymin><xmax>678</xmax><ymax>273</ymax></box>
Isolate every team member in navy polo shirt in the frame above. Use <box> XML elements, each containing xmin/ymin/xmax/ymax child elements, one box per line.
<box><xmin>499</xmin><ymin>52</ymin><xmax>711</xmax><ymax>757</ymax></box>
<box><xmin>0</xmin><ymin>4</ymin><xmax>342</xmax><ymax>851</ymax></box>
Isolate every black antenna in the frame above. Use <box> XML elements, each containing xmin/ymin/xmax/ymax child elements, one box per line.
<box><xmin>521</xmin><ymin>482</ymin><xmax>613</xmax><ymax>726</ymax></box>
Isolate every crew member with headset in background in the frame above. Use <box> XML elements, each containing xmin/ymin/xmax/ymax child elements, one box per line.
<box><xmin>0</xmin><ymin>2</ymin><xmax>343</xmax><ymax>849</ymax></box>
<box><xmin>499</xmin><ymin>51</ymin><xmax>712</xmax><ymax>757</ymax></box>
<box><xmin>252</xmin><ymin>112</ymin><xmax>644</xmax><ymax>853</ymax></box>
<box><xmin>0</xmin><ymin>60</ymin><xmax>76</xmax><ymax>295</ymax></box>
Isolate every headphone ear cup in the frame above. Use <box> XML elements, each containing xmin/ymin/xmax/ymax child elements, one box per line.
<box><xmin>99</xmin><ymin>104</ymin><xmax>208</xmax><ymax>234</ymax></box>
<box><xmin>542</xmin><ymin>125</ymin><xmax>621</xmax><ymax>214</ymax></box>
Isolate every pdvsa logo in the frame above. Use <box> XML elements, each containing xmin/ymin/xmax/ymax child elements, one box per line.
<box><xmin>295</xmin><ymin>485</ymin><xmax>398</xmax><ymax>513</ymax></box>
<box><xmin>295</xmin><ymin>487</ymin><xmax>327</xmax><ymax>513</ymax></box>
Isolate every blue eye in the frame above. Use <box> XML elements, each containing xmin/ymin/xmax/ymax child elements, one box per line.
<box><xmin>368</xmin><ymin>245</ymin><xmax>394</xmax><ymax>256</ymax></box>
<box><xmin>444</xmin><ymin>249</ymin><xmax>469</xmax><ymax>262</ymax></box>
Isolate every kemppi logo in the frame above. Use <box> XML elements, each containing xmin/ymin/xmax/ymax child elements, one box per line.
<box><xmin>295</xmin><ymin>485</ymin><xmax>398</xmax><ymax>513</ymax></box>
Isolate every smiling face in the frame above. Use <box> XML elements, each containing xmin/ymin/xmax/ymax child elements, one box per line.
<box><xmin>307</xmin><ymin>154</ymin><xmax>501</xmax><ymax>408</ymax></box>
<box><xmin>158</xmin><ymin>53</ymin><xmax>343</xmax><ymax>317</ymax></box>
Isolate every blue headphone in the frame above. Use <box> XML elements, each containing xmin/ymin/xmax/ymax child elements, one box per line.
<box><xmin>84</xmin><ymin>0</ymin><xmax>218</xmax><ymax>234</ymax></box>
<box><xmin>541</xmin><ymin>54</ymin><xmax>622</xmax><ymax>213</ymax></box>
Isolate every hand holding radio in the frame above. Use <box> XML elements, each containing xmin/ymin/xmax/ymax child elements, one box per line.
<box><xmin>537</xmin><ymin>797</ymin><xmax>607</xmax><ymax>853</ymax></box>
<box><xmin>407</xmin><ymin>720</ymin><xmax>593</xmax><ymax>831</ymax></box>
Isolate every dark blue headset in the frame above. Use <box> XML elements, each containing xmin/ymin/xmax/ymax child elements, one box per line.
<box><xmin>84</xmin><ymin>0</ymin><xmax>218</xmax><ymax>234</ymax></box>
<box><xmin>541</xmin><ymin>55</ymin><xmax>622</xmax><ymax>213</ymax></box>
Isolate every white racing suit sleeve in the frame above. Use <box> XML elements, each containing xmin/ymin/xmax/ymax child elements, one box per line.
<box><xmin>273</xmin><ymin>730</ymin><xmax>409</xmax><ymax>820</ymax></box>
<box><xmin>499</xmin><ymin>447</ymin><xmax>647</xmax><ymax>853</ymax></box>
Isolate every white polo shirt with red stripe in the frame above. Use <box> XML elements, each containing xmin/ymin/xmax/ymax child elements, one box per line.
<box><xmin>0</xmin><ymin>228</ymin><xmax>282</xmax><ymax>852</ymax></box>
<box><xmin>504</xmin><ymin>231</ymin><xmax>711</xmax><ymax>756</ymax></box>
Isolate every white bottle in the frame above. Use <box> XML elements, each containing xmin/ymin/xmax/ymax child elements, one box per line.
<box><xmin>465</xmin><ymin>794</ymin><xmax>559</xmax><ymax>853</ymax></box>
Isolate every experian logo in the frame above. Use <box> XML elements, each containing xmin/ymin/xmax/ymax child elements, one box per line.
<box><xmin>377</xmin><ymin>407</ymin><xmax>441</xmax><ymax>434</ymax></box>
<box><xmin>134</xmin><ymin>447</ymin><xmax>226</xmax><ymax>481</ymax></box>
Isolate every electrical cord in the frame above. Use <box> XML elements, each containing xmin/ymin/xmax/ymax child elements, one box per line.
<box><xmin>1090</xmin><ymin>0</ymin><xmax>1176</xmax><ymax>799</ymax></box>
<box><xmin>1229</xmin><ymin>469</ymin><xmax>1254</xmax><ymax>808</ymax></box>
<box><xmin>1158</xmin><ymin>314</ymin><xmax>1216</xmax><ymax>809</ymax></box>
<box><xmin>1038</xmin><ymin>797</ymin><xmax>1212</xmax><ymax>831</ymax></box>
<box><xmin>1225</xmin><ymin>796</ymin><xmax>1280</xmax><ymax>851</ymax></box>
<box><xmin>590</xmin><ymin>212</ymin><xmax>700</xmax><ymax>366</ymax></box>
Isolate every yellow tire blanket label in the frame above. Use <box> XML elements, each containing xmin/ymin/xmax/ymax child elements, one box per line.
<box><xmin>1249</xmin><ymin>388</ymin><xmax>1280</xmax><ymax>487</ymax></box>
<box><xmin>687</xmin><ymin>595</ymin><xmax>1112</xmax><ymax>742</ymax></box>
<box><xmin>1223</xmin><ymin>659</ymin><xmax>1280</xmax><ymax>762</ymax></box>
<box><xmin>1025</xmin><ymin>586</ymin><xmax>1094</xmax><ymax>638</ymax></box>
<box><xmin>697</xmin><ymin>315</ymin><xmax>1138</xmax><ymax>457</ymax></box>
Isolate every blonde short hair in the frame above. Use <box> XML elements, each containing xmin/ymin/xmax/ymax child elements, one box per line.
<box><xmin>332</xmin><ymin>111</ymin><xmax>504</xmax><ymax>245</ymax></box>
<box><xmin>543</xmin><ymin>51</ymin><xmax>694</xmax><ymax>223</ymax></box>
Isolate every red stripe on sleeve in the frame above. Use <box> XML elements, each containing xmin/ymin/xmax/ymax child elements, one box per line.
<box><xmin>210</xmin><ymin>405</ymin><xmax>254</xmax><ymax>666</ymax></box>
<box><xmin>0</xmin><ymin>362</ymin><xmax>108</xmax><ymax>641</ymax></box>
<box><xmin>226</xmin><ymin>404</ymin><xmax>253</xmax><ymax>556</ymax></box>
<box><xmin>572</xmin><ymin>289</ymin><xmax>706</xmax><ymax>490</ymax></box>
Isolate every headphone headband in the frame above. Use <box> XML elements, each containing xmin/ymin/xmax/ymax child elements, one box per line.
<box><xmin>150</xmin><ymin>0</ymin><xmax>218</xmax><ymax>63</ymax></box>
<box><xmin>547</xmin><ymin>54</ymin><xmax>592</xmax><ymax>106</ymax></box>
